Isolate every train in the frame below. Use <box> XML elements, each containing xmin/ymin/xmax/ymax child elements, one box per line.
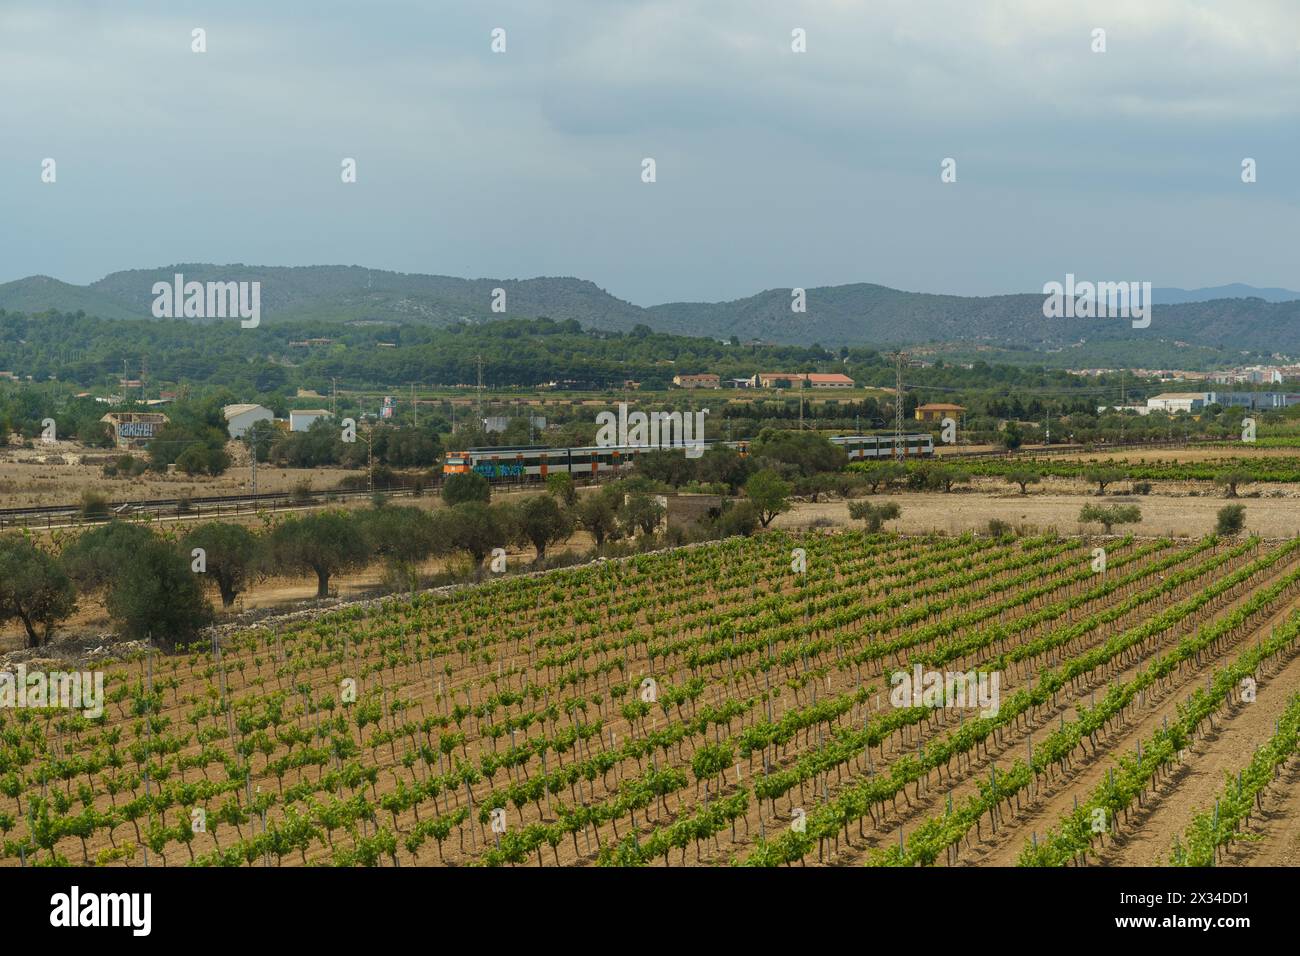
<box><xmin>443</xmin><ymin>433</ymin><xmax>934</xmax><ymax>479</ymax></box>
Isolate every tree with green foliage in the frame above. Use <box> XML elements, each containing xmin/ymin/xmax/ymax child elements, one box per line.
<box><xmin>794</xmin><ymin>473</ymin><xmax>844</xmax><ymax>503</ymax></box>
<box><xmin>0</xmin><ymin>536</ymin><xmax>77</xmax><ymax>647</ymax></box>
<box><xmin>271</xmin><ymin>417</ymin><xmax>344</xmax><ymax>469</ymax></box>
<box><xmin>1001</xmin><ymin>422</ymin><xmax>1023</xmax><ymax>451</ymax></box>
<box><xmin>750</xmin><ymin>429</ymin><xmax>847</xmax><ymax>477</ymax></box>
<box><xmin>183</xmin><ymin>522</ymin><xmax>264</xmax><ymax>607</ymax></box>
<box><xmin>105</xmin><ymin>538</ymin><xmax>214</xmax><ymax>646</ymax></box>
<box><xmin>694</xmin><ymin>446</ymin><xmax>753</xmax><ymax>492</ymax></box>
<box><xmin>847</xmin><ymin>500</ymin><xmax>901</xmax><ymax>532</ymax></box>
<box><xmin>442</xmin><ymin>471</ymin><xmax>491</xmax><ymax>506</ymax></box>
<box><xmin>176</xmin><ymin>443</ymin><xmax>232</xmax><ymax>477</ymax></box>
<box><xmin>513</xmin><ymin>495</ymin><xmax>575</xmax><ymax>561</ymax></box>
<box><xmin>146</xmin><ymin>397</ymin><xmax>231</xmax><ymax>471</ymax></box>
<box><xmin>270</xmin><ymin>511</ymin><xmax>370</xmax><ymax>598</ymax></box>
<box><xmin>1214</xmin><ymin>469</ymin><xmax>1252</xmax><ymax>499</ymax></box>
<box><xmin>856</xmin><ymin>461</ymin><xmax>906</xmax><ymax>493</ymax></box>
<box><xmin>575</xmin><ymin>489</ymin><xmax>620</xmax><ymax>547</ymax></box>
<box><xmin>1082</xmin><ymin>466</ymin><xmax>1126</xmax><ymax>496</ymax></box>
<box><xmin>620</xmin><ymin>493</ymin><xmax>666</xmax><ymax>537</ymax></box>
<box><xmin>1004</xmin><ymin>470</ymin><xmax>1041</xmax><ymax>495</ymax></box>
<box><xmin>716</xmin><ymin>499</ymin><xmax>760</xmax><ymax>537</ymax></box>
<box><xmin>545</xmin><ymin>473</ymin><xmax>577</xmax><ymax>507</ymax></box>
<box><xmin>432</xmin><ymin>502</ymin><xmax>508</xmax><ymax>575</ymax></box>
<box><xmin>356</xmin><ymin>505</ymin><xmax>436</xmax><ymax>594</ymax></box>
<box><xmin>244</xmin><ymin>419</ymin><xmax>279</xmax><ymax>463</ymax></box>
<box><xmin>921</xmin><ymin>464</ymin><xmax>970</xmax><ymax>493</ymax></box>
<box><xmin>1216</xmin><ymin>504</ymin><xmax>1246</xmax><ymax>536</ymax></box>
<box><xmin>356</xmin><ymin>506</ymin><xmax>437</xmax><ymax>564</ymax></box>
<box><xmin>634</xmin><ymin>448</ymin><xmax>698</xmax><ymax>487</ymax></box>
<box><xmin>61</xmin><ymin>522</ymin><xmax>158</xmax><ymax>591</ymax></box>
<box><xmin>745</xmin><ymin>469</ymin><xmax>792</xmax><ymax>528</ymax></box>
<box><xmin>1078</xmin><ymin>503</ymin><xmax>1141</xmax><ymax>534</ymax></box>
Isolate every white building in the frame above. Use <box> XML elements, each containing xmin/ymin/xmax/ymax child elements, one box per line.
<box><xmin>223</xmin><ymin>403</ymin><xmax>274</xmax><ymax>438</ymax></box>
<box><xmin>1146</xmin><ymin>392</ymin><xmax>1210</xmax><ymax>414</ymax></box>
<box><xmin>289</xmin><ymin>409</ymin><xmax>331</xmax><ymax>432</ymax></box>
<box><xmin>482</xmin><ymin>415</ymin><xmax>546</xmax><ymax>434</ymax></box>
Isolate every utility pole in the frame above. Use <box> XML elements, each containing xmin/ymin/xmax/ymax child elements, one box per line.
<box><xmin>359</xmin><ymin>420</ymin><xmax>374</xmax><ymax>494</ymax></box>
<box><xmin>248</xmin><ymin>426</ymin><xmax>269</xmax><ymax>495</ymax></box>
<box><xmin>888</xmin><ymin>351</ymin><xmax>907</xmax><ymax>460</ymax></box>
<box><xmin>476</xmin><ymin>355</ymin><xmax>485</xmax><ymax>425</ymax></box>
<box><xmin>331</xmin><ymin>378</ymin><xmax>337</xmax><ymax>416</ymax></box>
<box><xmin>411</xmin><ymin>383</ymin><xmax>417</xmax><ymax>426</ymax></box>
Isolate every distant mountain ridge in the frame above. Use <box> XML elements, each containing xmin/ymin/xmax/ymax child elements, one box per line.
<box><xmin>1</xmin><ymin>265</ymin><xmax>1299</xmax><ymax>354</ymax></box>
<box><xmin>1152</xmin><ymin>284</ymin><xmax>1300</xmax><ymax>305</ymax></box>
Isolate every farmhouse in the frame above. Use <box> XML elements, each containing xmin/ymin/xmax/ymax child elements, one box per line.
<box><xmin>223</xmin><ymin>403</ymin><xmax>274</xmax><ymax>438</ymax></box>
<box><xmin>751</xmin><ymin>372</ymin><xmax>855</xmax><ymax>389</ymax></box>
<box><xmin>673</xmin><ymin>374</ymin><xmax>720</xmax><ymax>389</ymax></box>
<box><xmin>915</xmin><ymin>403</ymin><xmax>966</xmax><ymax>423</ymax></box>
<box><xmin>289</xmin><ymin>409</ymin><xmax>332</xmax><ymax>432</ymax></box>
<box><xmin>804</xmin><ymin>373</ymin><xmax>855</xmax><ymax>388</ymax></box>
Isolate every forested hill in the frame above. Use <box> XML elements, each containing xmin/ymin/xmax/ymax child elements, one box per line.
<box><xmin>1</xmin><ymin>265</ymin><xmax>1298</xmax><ymax>353</ymax></box>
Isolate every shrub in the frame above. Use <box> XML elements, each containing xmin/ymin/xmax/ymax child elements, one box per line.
<box><xmin>1216</xmin><ymin>504</ymin><xmax>1246</xmax><ymax>536</ymax></box>
<box><xmin>847</xmin><ymin>500</ymin><xmax>901</xmax><ymax>532</ymax></box>
<box><xmin>442</xmin><ymin>471</ymin><xmax>491</xmax><ymax>506</ymax></box>
<box><xmin>717</xmin><ymin>499</ymin><xmax>761</xmax><ymax>537</ymax></box>
<box><xmin>79</xmin><ymin>491</ymin><xmax>110</xmax><ymax>521</ymax></box>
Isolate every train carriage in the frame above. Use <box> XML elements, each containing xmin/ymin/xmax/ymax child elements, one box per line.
<box><xmin>829</xmin><ymin>434</ymin><xmax>934</xmax><ymax>460</ymax></box>
<box><xmin>443</xmin><ymin>434</ymin><xmax>932</xmax><ymax>481</ymax></box>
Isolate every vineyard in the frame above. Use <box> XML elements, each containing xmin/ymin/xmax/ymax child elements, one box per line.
<box><xmin>4</xmin><ymin>527</ymin><xmax>1300</xmax><ymax>868</ymax></box>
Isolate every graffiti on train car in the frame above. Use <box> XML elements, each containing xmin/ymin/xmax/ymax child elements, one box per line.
<box><xmin>473</xmin><ymin>462</ymin><xmax>525</xmax><ymax>478</ymax></box>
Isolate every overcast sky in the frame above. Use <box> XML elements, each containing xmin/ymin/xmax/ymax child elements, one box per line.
<box><xmin>2</xmin><ymin>0</ymin><xmax>1298</xmax><ymax>305</ymax></box>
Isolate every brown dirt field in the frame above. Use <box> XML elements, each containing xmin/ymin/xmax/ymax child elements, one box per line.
<box><xmin>776</xmin><ymin>487</ymin><xmax>1300</xmax><ymax>538</ymax></box>
<box><xmin>0</xmin><ymin>441</ymin><xmax>358</xmax><ymax>508</ymax></box>
<box><xmin>1016</xmin><ymin>446</ymin><xmax>1300</xmax><ymax>464</ymax></box>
